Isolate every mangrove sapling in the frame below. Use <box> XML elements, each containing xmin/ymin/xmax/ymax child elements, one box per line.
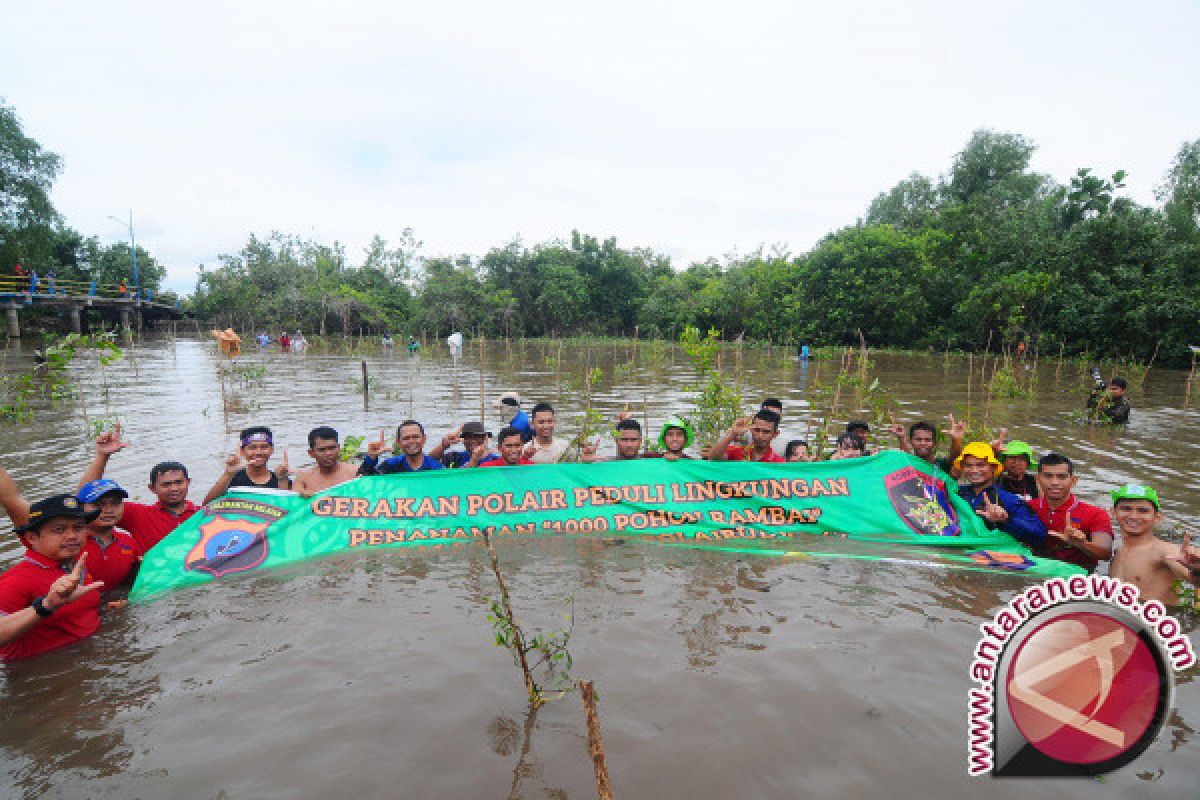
<box><xmin>480</xmin><ymin>528</ymin><xmax>575</xmax><ymax>707</ymax></box>
<box><xmin>679</xmin><ymin>326</ymin><xmax>744</xmax><ymax>448</ymax></box>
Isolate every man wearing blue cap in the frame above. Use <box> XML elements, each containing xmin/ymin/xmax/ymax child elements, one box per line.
<box><xmin>78</xmin><ymin>479</ymin><xmax>140</xmax><ymax>591</ymax></box>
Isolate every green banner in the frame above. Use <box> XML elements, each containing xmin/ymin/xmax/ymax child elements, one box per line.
<box><xmin>129</xmin><ymin>451</ymin><xmax>1083</xmax><ymax>601</ymax></box>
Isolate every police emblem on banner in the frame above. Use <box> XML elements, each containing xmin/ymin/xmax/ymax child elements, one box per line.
<box><xmin>184</xmin><ymin>498</ymin><xmax>287</xmax><ymax>578</ymax></box>
<box><xmin>884</xmin><ymin>466</ymin><xmax>961</xmax><ymax>536</ymax></box>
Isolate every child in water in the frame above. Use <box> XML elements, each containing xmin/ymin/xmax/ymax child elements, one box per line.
<box><xmin>1109</xmin><ymin>484</ymin><xmax>1200</xmax><ymax>606</ymax></box>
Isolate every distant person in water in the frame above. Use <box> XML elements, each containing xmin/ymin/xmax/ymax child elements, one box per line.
<box><xmin>279</xmin><ymin>331</ymin><xmax>291</xmax><ymax>352</ymax></box>
<box><xmin>0</xmin><ymin>495</ymin><xmax>106</xmax><ymax>661</ymax></box>
<box><xmin>294</xmin><ymin>426</ymin><xmax>360</xmax><ymax>497</ymax></box>
<box><xmin>77</xmin><ymin>479</ymin><xmax>141</xmax><ymax>591</ymax></box>
<box><xmin>783</xmin><ymin>439</ymin><xmax>810</xmax><ymax>462</ymax></box>
<box><xmin>525</xmin><ymin>403</ymin><xmax>569</xmax><ymax>463</ymax></box>
<box><xmin>656</xmin><ymin>416</ymin><xmax>695</xmax><ymax>460</ymax></box>
<box><xmin>77</xmin><ymin>426</ymin><xmax>198</xmax><ymax>553</ymax></box>
<box><xmin>1028</xmin><ymin>453</ymin><xmax>1112</xmax><ymax>573</ymax></box>
<box><xmin>432</xmin><ymin>421</ymin><xmax>500</xmax><ymax>468</ymax></box>
<box><xmin>828</xmin><ymin>432</ymin><xmax>865</xmax><ymax>460</ymax></box>
<box><xmin>954</xmin><ymin>442</ymin><xmax>1046</xmax><ymax>548</ymax></box>
<box><xmin>710</xmin><ymin>410</ymin><xmax>783</xmax><ymax>463</ymax></box>
<box><xmin>381</xmin><ymin>333</ymin><xmax>394</xmax><ymax>348</ymax></box>
<box><xmin>998</xmin><ymin>441</ymin><xmax>1039</xmax><ymax>501</ymax></box>
<box><xmin>202</xmin><ymin>426</ymin><xmax>291</xmax><ymax>504</ymax></box>
<box><xmin>1087</xmin><ymin>375</ymin><xmax>1131</xmax><ymax>425</ymax></box>
<box><xmin>407</xmin><ymin>336</ymin><xmax>419</xmax><ymax>353</ymax></box>
<box><xmin>473</xmin><ymin>426</ymin><xmax>535</xmax><ymax>467</ymax></box>
<box><xmin>1108</xmin><ymin>484</ymin><xmax>1199</xmax><ymax>606</ymax></box>
<box><xmin>292</xmin><ymin>331</ymin><xmax>307</xmax><ymax>351</ymax></box>
<box><xmin>495</xmin><ymin>391</ymin><xmax>534</xmax><ymax>442</ymax></box>
<box><xmin>360</xmin><ymin>421</ymin><xmax>444</xmax><ymax>474</ymax></box>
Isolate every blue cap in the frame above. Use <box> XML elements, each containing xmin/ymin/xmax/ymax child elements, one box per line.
<box><xmin>77</xmin><ymin>479</ymin><xmax>129</xmax><ymax>504</ymax></box>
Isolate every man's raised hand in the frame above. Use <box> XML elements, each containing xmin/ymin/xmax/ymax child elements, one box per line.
<box><xmin>275</xmin><ymin>448</ymin><xmax>291</xmax><ymax>482</ymax></box>
<box><xmin>45</xmin><ymin>553</ymin><xmax>104</xmax><ymax>611</ymax></box>
<box><xmin>95</xmin><ymin>422</ymin><xmax>129</xmax><ymax>457</ymax></box>
<box><xmin>976</xmin><ymin>494</ymin><xmax>1010</xmax><ymax>525</ymax></box>
<box><xmin>366</xmin><ymin>429</ymin><xmax>388</xmax><ymax>459</ymax></box>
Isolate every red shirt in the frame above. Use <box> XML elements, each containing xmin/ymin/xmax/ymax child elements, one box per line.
<box><xmin>0</xmin><ymin>549</ymin><xmax>101</xmax><ymax>661</ymax></box>
<box><xmin>479</xmin><ymin>459</ymin><xmax>536</xmax><ymax>467</ymax></box>
<box><xmin>724</xmin><ymin>445</ymin><xmax>785</xmax><ymax>463</ymax></box>
<box><xmin>84</xmin><ymin>528</ymin><xmax>140</xmax><ymax>589</ymax></box>
<box><xmin>1029</xmin><ymin>495</ymin><xmax>1113</xmax><ymax>572</ymax></box>
<box><xmin>121</xmin><ymin>500</ymin><xmax>199</xmax><ymax>554</ymax></box>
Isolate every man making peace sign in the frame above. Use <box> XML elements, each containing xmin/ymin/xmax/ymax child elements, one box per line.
<box><xmin>954</xmin><ymin>442</ymin><xmax>1047</xmax><ymax>548</ymax></box>
<box><xmin>0</xmin><ymin>495</ymin><xmax>107</xmax><ymax>661</ymax></box>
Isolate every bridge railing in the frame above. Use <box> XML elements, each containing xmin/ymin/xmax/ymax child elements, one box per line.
<box><xmin>0</xmin><ymin>275</ymin><xmax>177</xmax><ymax>306</ymax></box>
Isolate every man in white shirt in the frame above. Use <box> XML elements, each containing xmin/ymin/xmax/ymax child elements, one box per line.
<box><xmin>524</xmin><ymin>402</ymin><xmax>570</xmax><ymax>463</ymax></box>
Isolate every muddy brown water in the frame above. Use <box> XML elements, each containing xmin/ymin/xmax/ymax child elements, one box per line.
<box><xmin>1</xmin><ymin>336</ymin><xmax>1197</xmax><ymax>799</ymax></box>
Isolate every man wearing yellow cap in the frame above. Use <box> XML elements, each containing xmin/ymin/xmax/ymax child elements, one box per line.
<box><xmin>954</xmin><ymin>442</ymin><xmax>1047</xmax><ymax>547</ymax></box>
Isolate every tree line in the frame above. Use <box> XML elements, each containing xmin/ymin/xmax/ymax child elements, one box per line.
<box><xmin>4</xmin><ymin>98</ymin><xmax>1197</xmax><ymax>365</ymax></box>
<box><xmin>189</xmin><ymin>130</ymin><xmax>1200</xmax><ymax>366</ymax></box>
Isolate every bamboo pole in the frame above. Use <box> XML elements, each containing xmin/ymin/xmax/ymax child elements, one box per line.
<box><xmin>581</xmin><ymin>680</ymin><xmax>614</xmax><ymax>800</ymax></box>
<box><xmin>361</xmin><ymin>360</ymin><xmax>369</xmax><ymax>410</ymax></box>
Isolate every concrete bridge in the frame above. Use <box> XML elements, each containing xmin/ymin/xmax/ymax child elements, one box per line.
<box><xmin>0</xmin><ymin>274</ymin><xmax>183</xmax><ymax>337</ymax></box>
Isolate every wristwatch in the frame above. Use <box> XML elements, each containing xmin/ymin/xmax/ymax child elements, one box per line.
<box><xmin>32</xmin><ymin>596</ymin><xmax>54</xmax><ymax>618</ymax></box>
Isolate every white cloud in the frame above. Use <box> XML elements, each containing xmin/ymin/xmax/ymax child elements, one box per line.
<box><xmin>5</xmin><ymin>0</ymin><xmax>1198</xmax><ymax>293</ymax></box>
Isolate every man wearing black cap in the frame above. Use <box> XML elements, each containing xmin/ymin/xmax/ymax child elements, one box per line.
<box><xmin>1087</xmin><ymin>375</ymin><xmax>1131</xmax><ymax>424</ymax></box>
<box><xmin>0</xmin><ymin>495</ymin><xmax>106</xmax><ymax>661</ymax></box>
<box><xmin>431</xmin><ymin>421</ymin><xmax>500</xmax><ymax>468</ymax></box>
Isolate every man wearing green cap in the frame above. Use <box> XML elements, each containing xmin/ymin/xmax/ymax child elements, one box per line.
<box><xmin>655</xmin><ymin>416</ymin><xmax>695</xmax><ymax>460</ymax></box>
<box><xmin>998</xmin><ymin>441</ymin><xmax>1039</xmax><ymax>501</ymax></box>
<box><xmin>1109</xmin><ymin>484</ymin><xmax>1200</xmax><ymax>606</ymax></box>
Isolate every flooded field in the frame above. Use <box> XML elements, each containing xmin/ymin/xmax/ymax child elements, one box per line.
<box><xmin>1</xmin><ymin>335</ymin><xmax>1197</xmax><ymax>799</ymax></box>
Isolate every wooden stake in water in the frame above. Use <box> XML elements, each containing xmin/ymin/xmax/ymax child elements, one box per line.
<box><xmin>581</xmin><ymin>680</ymin><xmax>614</xmax><ymax>800</ymax></box>
<box><xmin>479</xmin><ymin>335</ymin><xmax>486</xmax><ymax>423</ymax></box>
<box><xmin>361</xmin><ymin>360</ymin><xmax>369</xmax><ymax>410</ymax></box>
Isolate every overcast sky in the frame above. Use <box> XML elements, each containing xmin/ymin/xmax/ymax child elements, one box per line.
<box><xmin>7</xmin><ymin>1</ymin><xmax>1198</xmax><ymax>293</ymax></box>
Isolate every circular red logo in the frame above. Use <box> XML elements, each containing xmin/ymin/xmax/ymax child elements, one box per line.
<box><xmin>1005</xmin><ymin>611</ymin><xmax>1165</xmax><ymax>766</ymax></box>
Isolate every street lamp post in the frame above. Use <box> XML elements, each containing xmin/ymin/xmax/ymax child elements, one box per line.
<box><xmin>106</xmin><ymin>210</ymin><xmax>139</xmax><ymax>296</ymax></box>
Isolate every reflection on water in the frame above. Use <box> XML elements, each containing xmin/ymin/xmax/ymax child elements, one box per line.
<box><xmin>1</xmin><ymin>336</ymin><xmax>1198</xmax><ymax>798</ymax></box>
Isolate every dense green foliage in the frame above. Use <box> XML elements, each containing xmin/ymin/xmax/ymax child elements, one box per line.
<box><xmin>189</xmin><ymin>129</ymin><xmax>1200</xmax><ymax>365</ymax></box>
<box><xmin>0</xmin><ymin>100</ymin><xmax>168</xmax><ymax>298</ymax></box>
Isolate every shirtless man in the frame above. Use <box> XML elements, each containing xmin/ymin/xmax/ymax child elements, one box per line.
<box><xmin>1109</xmin><ymin>484</ymin><xmax>1200</xmax><ymax>607</ymax></box>
<box><xmin>294</xmin><ymin>427</ymin><xmax>360</xmax><ymax>497</ymax></box>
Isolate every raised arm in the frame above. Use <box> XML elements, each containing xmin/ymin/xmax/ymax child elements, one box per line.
<box><xmin>887</xmin><ymin>423</ymin><xmax>912</xmax><ymax>454</ymax></box>
<box><xmin>202</xmin><ymin>451</ymin><xmax>244</xmax><ymax>505</ymax></box>
<box><xmin>77</xmin><ymin>425</ymin><xmax>129</xmax><ymax>490</ymax></box>
<box><xmin>429</xmin><ymin>427</ymin><xmax>461</xmax><ymax>461</ymax></box>
<box><xmin>0</xmin><ymin>464</ymin><xmax>30</xmax><ymax>529</ymax></box>
<box><xmin>709</xmin><ymin>417</ymin><xmax>750</xmax><ymax>461</ymax></box>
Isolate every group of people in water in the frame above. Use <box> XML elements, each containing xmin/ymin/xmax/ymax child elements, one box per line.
<box><xmin>1</xmin><ymin>379</ymin><xmax>1196</xmax><ymax>663</ymax></box>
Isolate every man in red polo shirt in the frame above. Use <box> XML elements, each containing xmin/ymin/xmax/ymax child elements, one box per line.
<box><xmin>0</xmin><ymin>495</ymin><xmax>107</xmax><ymax>661</ymax></box>
<box><xmin>472</xmin><ymin>426</ymin><xmax>537</xmax><ymax>467</ymax></box>
<box><xmin>1029</xmin><ymin>453</ymin><xmax>1113</xmax><ymax>573</ymax></box>
<box><xmin>709</xmin><ymin>410</ymin><xmax>784</xmax><ymax>463</ymax></box>
<box><xmin>78</xmin><ymin>428</ymin><xmax>199</xmax><ymax>553</ymax></box>
<box><xmin>77</xmin><ymin>479</ymin><xmax>141</xmax><ymax>590</ymax></box>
